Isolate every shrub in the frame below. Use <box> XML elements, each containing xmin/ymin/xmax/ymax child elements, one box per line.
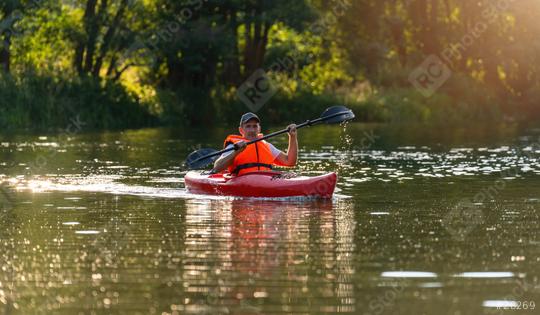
<box><xmin>0</xmin><ymin>73</ymin><xmax>156</xmax><ymax>130</ymax></box>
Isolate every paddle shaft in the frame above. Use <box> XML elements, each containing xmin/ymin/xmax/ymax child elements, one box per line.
<box><xmin>191</xmin><ymin>110</ymin><xmax>349</xmax><ymax>164</ymax></box>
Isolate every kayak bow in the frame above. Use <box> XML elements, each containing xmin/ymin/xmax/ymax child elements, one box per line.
<box><xmin>184</xmin><ymin>171</ymin><xmax>337</xmax><ymax>198</ymax></box>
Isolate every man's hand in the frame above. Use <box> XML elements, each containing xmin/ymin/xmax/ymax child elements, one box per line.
<box><xmin>275</xmin><ymin>124</ymin><xmax>298</xmax><ymax>167</ymax></box>
<box><xmin>287</xmin><ymin>124</ymin><xmax>297</xmax><ymax>137</ymax></box>
<box><xmin>234</xmin><ymin>141</ymin><xmax>247</xmax><ymax>153</ymax></box>
<box><xmin>213</xmin><ymin>141</ymin><xmax>247</xmax><ymax>172</ymax></box>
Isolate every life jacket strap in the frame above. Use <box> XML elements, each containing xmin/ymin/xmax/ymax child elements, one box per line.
<box><xmin>232</xmin><ymin>163</ymin><xmax>273</xmax><ymax>175</ymax></box>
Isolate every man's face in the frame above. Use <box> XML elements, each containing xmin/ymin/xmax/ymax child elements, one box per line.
<box><xmin>239</xmin><ymin>119</ymin><xmax>260</xmax><ymax>139</ymax></box>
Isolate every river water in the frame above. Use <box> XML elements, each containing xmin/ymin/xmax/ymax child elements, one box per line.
<box><xmin>0</xmin><ymin>123</ymin><xmax>539</xmax><ymax>314</ymax></box>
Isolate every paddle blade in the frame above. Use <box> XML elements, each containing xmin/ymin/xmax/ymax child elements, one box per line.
<box><xmin>321</xmin><ymin>105</ymin><xmax>355</xmax><ymax>124</ymax></box>
<box><xmin>185</xmin><ymin>148</ymin><xmax>220</xmax><ymax>169</ymax></box>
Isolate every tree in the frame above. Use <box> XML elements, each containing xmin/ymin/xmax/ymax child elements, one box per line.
<box><xmin>72</xmin><ymin>0</ymin><xmax>142</xmax><ymax>79</ymax></box>
<box><xmin>0</xmin><ymin>0</ymin><xmax>23</xmax><ymax>73</ymax></box>
<box><xmin>152</xmin><ymin>0</ymin><xmax>315</xmax><ymax>89</ymax></box>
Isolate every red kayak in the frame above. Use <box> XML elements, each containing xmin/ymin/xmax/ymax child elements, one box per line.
<box><xmin>184</xmin><ymin>171</ymin><xmax>337</xmax><ymax>198</ymax></box>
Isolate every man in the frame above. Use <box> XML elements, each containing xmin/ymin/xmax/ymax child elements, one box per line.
<box><xmin>213</xmin><ymin>112</ymin><xmax>297</xmax><ymax>175</ymax></box>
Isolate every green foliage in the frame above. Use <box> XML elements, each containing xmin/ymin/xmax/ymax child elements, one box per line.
<box><xmin>356</xmin><ymin>85</ymin><xmax>502</xmax><ymax>125</ymax></box>
<box><xmin>209</xmin><ymin>84</ymin><xmax>357</xmax><ymax>127</ymax></box>
<box><xmin>1</xmin><ymin>0</ymin><xmax>539</xmax><ymax>130</ymax></box>
<box><xmin>11</xmin><ymin>3</ymin><xmax>73</xmax><ymax>76</ymax></box>
<box><xmin>265</xmin><ymin>23</ymin><xmax>352</xmax><ymax>95</ymax></box>
<box><xmin>158</xmin><ymin>86</ymin><xmax>215</xmax><ymax>125</ymax></box>
<box><xmin>0</xmin><ymin>72</ymin><xmax>155</xmax><ymax>130</ymax></box>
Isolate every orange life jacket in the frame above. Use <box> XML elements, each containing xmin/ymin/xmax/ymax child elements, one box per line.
<box><xmin>223</xmin><ymin>134</ymin><xmax>276</xmax><ymax>175</ymax></box>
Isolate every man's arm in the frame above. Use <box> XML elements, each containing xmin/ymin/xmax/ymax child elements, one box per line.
<box><xmin>213</xmin><ymin>141</ymin><xmax>246</xmax><ymax>173</ymax></box>
<box><xmin>275</xmin><ymin>124</ymin><xmax>297</xmax><ymax>166</ymax></box>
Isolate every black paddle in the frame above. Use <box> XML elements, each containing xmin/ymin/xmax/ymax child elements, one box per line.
<box><xmin>184</xmin><ymin>105</ymin><xmax>355</xmax><ymax>170</ymax></box>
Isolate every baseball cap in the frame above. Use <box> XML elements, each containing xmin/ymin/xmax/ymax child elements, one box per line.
<box><xmin>239</xmin><ymin>112</ymin><xmax>260</xmax><ymax>126</ymax></box>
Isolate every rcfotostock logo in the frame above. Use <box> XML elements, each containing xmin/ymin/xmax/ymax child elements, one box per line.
<box><xmin>442</xmin><ymin>198</ymin><xmax>484</xmax><ymax>241</ymax></box>
<box><xmin>408</xmin><ymin>55</ymin><xmax>452</xmax><ymax>98</ymax></box>
<box><xmin>237</xmin><ymin>69</ymin><xmax>277</xmax><ymax>113</ymax></box>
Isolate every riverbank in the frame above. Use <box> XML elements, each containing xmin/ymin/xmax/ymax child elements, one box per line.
<box><xmin>1</xmin><ymin>73</ymin><xmax>537</xmax><ymax>131</ymax></box>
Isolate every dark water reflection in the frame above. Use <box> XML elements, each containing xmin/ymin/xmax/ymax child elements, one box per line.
<box><xmin>0</xmin><ymin>122</ymin><xmax>539</xmax><ymax>314</ymax></box>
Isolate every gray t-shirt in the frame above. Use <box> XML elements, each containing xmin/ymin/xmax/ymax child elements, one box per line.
<box><xmin>220</xmin><ymin>141</ymin><xmax>282</xmax><ymax>160</ymax></box>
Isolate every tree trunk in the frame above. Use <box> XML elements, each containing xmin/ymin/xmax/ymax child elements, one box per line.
<box><xmin>92</xmin><ymin>0</ymin><xmax>128</xmax><ymax>77</ymax></box>
<box><xmin>254</xmin><ymin>20</ymin><xmax>270</xmax><ymax>71</ymax></box>
<box><xmin>243</xmin><ymin>11</ymin><xmax>254</xmax><ymax>77</ymax></box>
<box><xmin>0</xmin><ymin>33</ymin><xmax>11</xmax><ymax>73</ymax></box>
<box><xmin>427</xmin><ymin>0</ymin><xmax>439</xmax><ymax>54</ymax></box>
<box><xmin>223</xmin><ymin>8</ymin><xmax>241</xmax><ymax>85</ymax></box>
<box><xmin>106</xmin><ymin>54</ymin><xmax>118</xmax><ymax>77</ymax></box>
<box><xmin>74</xmin><ymin>43</ymin><xmax>85</xmax><ymax>74</ymax></box>
<box><xmin>242</xmin><ymin>1</ymin><xmax>270</xmax><ymax>78</ymax></box>
<box><xmin>82</xmin><ymin>0</ymin><xmax>103</xmax><ymax>73</ymax></box>
<box><xmin>166</xmin><ymin>59</ymin><xmax>184</xmax><ymax>88</ymax></box>
<box><xmin>0</xmin><ymin>7</ymin><xmax>14</xmax><ymax>73</ymax></box>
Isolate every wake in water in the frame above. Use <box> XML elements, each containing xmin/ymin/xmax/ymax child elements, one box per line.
<box><xmin>5</xmin><ymin>174</ymin><xmax>348</xmax><ymax>201</ymax></box>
